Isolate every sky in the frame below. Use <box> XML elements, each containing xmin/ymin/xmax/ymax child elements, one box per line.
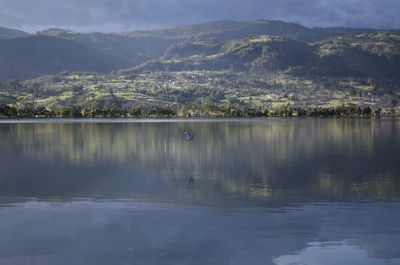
<box><xmin>0</xmin><ymin>0</ymin><xmax>400</xmax><ymax>33</ymax></box>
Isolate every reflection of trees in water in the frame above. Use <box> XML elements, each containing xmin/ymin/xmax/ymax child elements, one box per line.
<box><xmin>0</xmin><ymin>119</ymin><xmax>399</xmax><ymax>202</ymax></box>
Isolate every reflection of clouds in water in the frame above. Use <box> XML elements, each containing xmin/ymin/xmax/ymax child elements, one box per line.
<box><xmin>274</xmin><ymin>241</ymin><xmax>399</xmax><ymax>265</ymax></box>
<box><xmin>0</xmin><ymin>201</ymin><xmax>399</xmax><ymax>265</ymax></box>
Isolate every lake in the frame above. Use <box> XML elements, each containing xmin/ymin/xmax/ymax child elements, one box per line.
<box><xmin>0</xmin><ymin>119</ymin><xmax>399</xmax><ymax>265</ymax></box>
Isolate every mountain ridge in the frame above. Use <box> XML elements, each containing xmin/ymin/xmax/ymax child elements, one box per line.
<box><xmin>0</xmin><ymin>19</ymin><xmax>399</xmax><ymax>82</ymax></box>
<box><xmin>122</xmin><ymin>32</ymin><xmax>400</xmax><ymax>80</ymax></box>
<box><xmin>0</xmin><ymin>35</ymin><xmax>111</xmax><ymax>81</ymax></box>
<box><xmin>0</xmin><ymin>26</ymin><xmax>29</xmax><ymax>38</ymax></box>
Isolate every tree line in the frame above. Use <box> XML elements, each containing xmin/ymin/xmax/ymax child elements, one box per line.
<box><xmin>0</xmin><ymin>104</ymin><xmax>396</xmax><ymax>119</ymax></box>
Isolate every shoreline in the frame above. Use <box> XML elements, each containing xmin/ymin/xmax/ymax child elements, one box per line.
<box><xmin>1</xmin><ymin>117</ymin><xmax>399</xmax><ymax>124</ymax></box>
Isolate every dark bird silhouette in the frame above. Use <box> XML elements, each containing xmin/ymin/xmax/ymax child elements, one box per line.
<box><xmin>184</xmin><ymin>131</ymin><xmax>195</xmax><ymax>141</ymax></box>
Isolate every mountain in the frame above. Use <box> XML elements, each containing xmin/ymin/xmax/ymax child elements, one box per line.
<box><xmin>125</xmin><ymin>36</ymin><xmax>317</xmax><ymax>73</ymax></box>
<box><xmin>39</xmin><ymin>28</ymin><xmax>180</xmax><ymax>69</ymax></box>
<box><xmin>0</xmin><ymin>26</ymin><xmax>29</xmax><ymax>38</ymax></box>
<box><xmin>0</xmin><ymin>35</ymin><xmax>111</xmax><ymax>81</ymax></box>
<box><xmin>123</xmin><ymin>20</ymin><xmax>379</xmax><ymax>43</ymax></box>
<box><xmin>316</xmin><ymin>32</ymin><xmax>400</xmax><ymax>78</ymax></box>
<box><xmin>123</xmin><ymin>32</ymin><xmax>400</xmax><ymax>80</ymax></box>
<box><xmin>0</xmin><ymin>19</ymin><xmax>398</xmax><ymax>82</ymax></box>
<box><xmin>38</xmin><ymin>20</ymin><xmax>388</xmax><ymax>71</ymax></box>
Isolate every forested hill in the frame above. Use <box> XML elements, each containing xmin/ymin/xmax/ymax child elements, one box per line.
<box><xmin>126</xmin><ymin>36</ymin><xmax>317</xmax><ymax>73</ymax></box>
<box><xmin>123</xmin><ymin>32</ymin><xmax>400</xmax><ymax>80</ymax></box>
<box><xmin>0</xmin><ymin>19</ymin><xmax>398</xmax><ymax>82</ymax></box>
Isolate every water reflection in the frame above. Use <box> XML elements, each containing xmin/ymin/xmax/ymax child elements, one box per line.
<box><xmin>0</xmin><ymin>119</ymin><xmax>399</xmax><ymax>204</ymax></box>
<box><xmin>0</xmin><ymin>119</ymin><xmax>399</xmax><ymax>265</ymax></box>
<box><xmin>274</xmin><ymin>241</ymin><xmax>400</xmax><ymax>265</ymax></box>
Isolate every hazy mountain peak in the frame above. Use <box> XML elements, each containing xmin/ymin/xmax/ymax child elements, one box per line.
<box><xmin>0</xmin><ymin>26</ymin><xmax>29</xmax><ymax>38</ymax></box>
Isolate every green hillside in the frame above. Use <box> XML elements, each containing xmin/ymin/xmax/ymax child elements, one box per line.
<box><xmin>0</xmin><ymin>35</ymin><xmax>112</xmax><ymax>81</ymax></box>
<box><xmin>316</xmin><ymin>32</ymin><xmax>400</xmax><ymax>78</ymax></box>
<box><xmin>126</xmin><ymin>36</ymin><xmax>316</xmax><ymax>73</ymax></box>
<box><xmin>0</xmin><ymin>19</ymin><xmax>399</xmax><ymax>83</ymax></box>
<box><xmin>37</xmin><ymin>19</ymin><xmax>342</xmax><ymax>72</ymax></box>
<box><xmin>161</xmin><ymin>39</ymin><xmax>223</xmax><ymax>60</ymax></box>
<box><xmin>1</xmin><ymin>70</ymin><xmax>399</xmax><ymax>117</ymax></box>
<box><xmin>123</xmin><ymin>32</ymin><xmax>400</xmax><ymax>80</ymax></box>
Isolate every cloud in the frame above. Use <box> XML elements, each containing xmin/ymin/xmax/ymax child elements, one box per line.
<box><xmin>0</xmin><ymin>0</ymin><xmax>399</xmax><ymax>33</ymax></box>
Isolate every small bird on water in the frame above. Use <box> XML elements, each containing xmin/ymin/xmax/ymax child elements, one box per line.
<box><xmin>184</xmin><ymin>131</ymin><xmax>195</xmax><ymax>141</ymax></box>
<box><xmin>188</xmin><ymin>176</ymin><xmax>195</xmax><ymax>184</ymax></box>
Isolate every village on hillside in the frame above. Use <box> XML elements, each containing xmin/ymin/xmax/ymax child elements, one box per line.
<box><xmin>1</xmin><ymin>71</ymin><xmax>399</xmax><ymax>117</ymax></box>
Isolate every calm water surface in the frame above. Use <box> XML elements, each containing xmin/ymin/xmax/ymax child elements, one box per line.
<box><xmin>0</xmin><ymin>119</ymin><xmax>399</xmax><ymax>265</ymax></box>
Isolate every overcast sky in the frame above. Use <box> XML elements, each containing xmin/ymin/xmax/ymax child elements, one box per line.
<box><xmin>1</xmin><ymin>0</ymin><xmax>399</xmax><ymax>33</ymax></box>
